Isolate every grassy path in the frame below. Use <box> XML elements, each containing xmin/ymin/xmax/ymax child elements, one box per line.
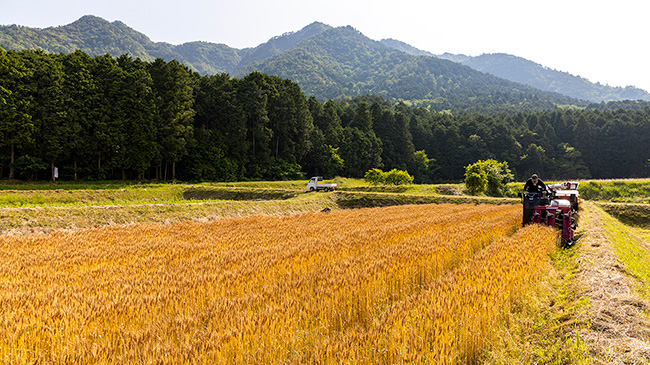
<box><xmin>570</xmin><ymin>203</ymin><xmax>650</xmax><ymax>363</ymax></box>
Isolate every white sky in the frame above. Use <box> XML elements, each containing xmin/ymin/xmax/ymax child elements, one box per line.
<box><xmin>2</xmin><ymin>0</ymin><xmax>649</xmax><ymax>92</ymax></box>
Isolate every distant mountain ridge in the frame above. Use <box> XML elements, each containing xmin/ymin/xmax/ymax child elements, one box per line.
<box><xmin>0</xmin><ymin>15</ymin><xmax>333</xmax><ymax>75</ymax></box>
<box><xmin>234</xmin><ymin>25</ymin><xmax>581</xmax><ymax>112</ymax></box>
<box><xmin>379</xmin><ymin>40</ymin><xmax>650</xmax><ymax>102</ymax></box>
<box><xmin>456</xmin><ymin>53</ymin><xmax>650</xmax><ymax>102</ymax></box>
<box><xmin>1</xmin><ymin>15</ymin><xmax>647</xmax><ymax>104</ymax></box>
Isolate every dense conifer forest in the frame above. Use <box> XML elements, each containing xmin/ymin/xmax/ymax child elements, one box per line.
<box><xmin>1</xmin><ymin>48</ymin><xmax>649</xmax><ymax>182</ymax></box>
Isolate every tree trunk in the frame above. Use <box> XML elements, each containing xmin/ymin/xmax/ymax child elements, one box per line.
<box><xmin>164</xmin><ymin>163</ymin><xmax>168</xmax><ymax>181</ymax></box>
<box><xmin>172</xmin><ymin>162</ymin><xmax>176</xmax><ymax>180</ymax></box>
<box><xmin>74</xmin><ymin>159</ymin><xmax>78</xmax><ymax>181</ymax></box>
<box><xmin>9</xmin><ymin>144</ymin><xmax>15</xmax><ymax>180</ymax></box>
<box><xmin>275</xmin><ymin>136</ymin><xmax>280</xmax><ymax>158</ymax></box>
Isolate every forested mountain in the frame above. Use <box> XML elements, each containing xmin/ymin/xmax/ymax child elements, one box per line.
<box><xmin>236</xmin><ymin>26</ymin><xmax>584</xmax><ymax>113</ymax></box>
<box><xmin>379</xmin><ymin>39</ymin><xmax>437</xmax><ymax>58</ymax></box>
<box><xmin>0</xmin><ymin>16</ymin><xmax>333</xmax><ymax>76</ymax></box>
<box><xmin>458</xmin><ymin>53</ymin><xmax>650</xmax><ymax>103</ymax></box>
<box><xmin>237</xmin><ymin>22</ymin><xmax>332</xmax><ymax>68</ymax></box>
<box><xmin>1</xmin><ymin>16</ymin><xmax>177</xmax><ymax>63</ymax></box>
<box><xmin>0</xmin><ymin>15</ymin><xmax>241</xmax><ymax>74</ymax></box>
<box><xmin>381</xmin><ymin>43</ymin><xmax>650</xmax><ymax>103</ymax></box>
<box><xmin>0</xmin><ymin>15</ymin><xmax>618</xmax><ymax>111</ymax></box>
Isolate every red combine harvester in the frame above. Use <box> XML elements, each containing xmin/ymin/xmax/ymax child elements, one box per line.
<box><xmin>521</xmin><ymin>182</ymin><xmax>580</xmax><ymax>246</ymax></box>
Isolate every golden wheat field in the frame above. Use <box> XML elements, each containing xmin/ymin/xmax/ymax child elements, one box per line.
<box><xmin>0</xmin><ymin>203</ymin><xmax>557</xmax><ymax>364</ymax></box>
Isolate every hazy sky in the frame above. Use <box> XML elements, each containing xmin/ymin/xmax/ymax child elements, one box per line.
<box><xmin>2</xmin><ymin>0</ymin><xmax>649</xmax><ymax>92</ymax></box>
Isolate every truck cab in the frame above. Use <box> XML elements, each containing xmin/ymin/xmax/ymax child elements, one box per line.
<box><xmin>306</xmin><ymin>176</ymin><xmax>337</xmax><ymax>192</ymax></box>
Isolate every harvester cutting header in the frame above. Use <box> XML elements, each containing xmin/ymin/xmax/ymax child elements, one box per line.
<box><xmin>521</xmin><ymin>174</ymin><xmax>580</xmax><ymax>246</ymax></box>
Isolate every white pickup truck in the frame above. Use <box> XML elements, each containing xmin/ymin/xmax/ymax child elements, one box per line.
<box><xmin>306</xmin><ymin>176</ymin><xmax>337</xmax><ymax>192</ymax></box>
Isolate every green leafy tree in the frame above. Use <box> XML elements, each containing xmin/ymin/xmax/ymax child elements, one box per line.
<box><xmin>18</xmin><ymin>50</ymin><xmax>65</xmax><ymax>181</ymax></box>
<box><xmin>149</xmin><ymin>58</ymin><xmax>196</xmax><ymax>180</ymax></box>
<box><xmin>329</xmin><ymin>145</ymin><xmax>344</xmax><ymax>176</ymax></box>
<box><xmin>192</xmin><ymin>73</ymin><xmax>247</xmax><ymax>180</ymax></box>
<box><xmin>465</xmin><ymin>159</ymin><xmax>513</xmax><ymax>196</ymax></box>
<box><xmin>465</xmin><ymin>171</ymin><xmax>487</xmax><ymax>195</ymax></box>
<box><xmin>238</xmin><ymin>72</ymin><xmax>272</xmax><ymax>178</ymax></box>
<box><xmin>340</xmin><ymin>126</ymin><xmax>382</xmax><ymax>177</ymax></box>
<box><xmin>320</xmin><ymin>100</ymin><xmax>344</xmax><ymax>147</ymax></box>
<box><xmin>61</xmin><ymin>51</ymin><xmax>97</xmax><ymax>179</ymax></box>
<box><xmin>364</xmin><ymin>168</ymin><xmax>384</xmax><ymax>185</ymax></box>
<box><xmin>519</xmin><ymin>143</ymin><xmax>546</xmax><ymax>178</ymax></box>
<box><xmin>383</xmin><ymin>169</ymin><xmax>414</xmax><ymax>185</ymax></box>
<box><xmin>552</xmin><ymin>143</ymin><xmax>591</xmax><ymax>179</ymax></box>
<box><xmin>12</xmin><ymin>154</ymin><xmax>47</xmax><ymax>180</ymax></box>
<box><xmin>115</xmin><ymin>56</ymin><xmax>158</xmax><ymax>179</ymax></box>
<box><xmin>91</xmin><ymin>54</ymin><xmax>129</xmax><ymax>179</ymax></box>
<box><xmin>0</xmin><ymin>50</ymin><xmax>34</xmax><ymax>179</ymax></box>
<box><xmin>411</xmin><ymin>150</ymin><xmax>435</xmax><ymax>183</ymax></box>
<box><xmin>364</xmin><ymin>168</ymin><xmax>413</xmax><ymax>185</ymax></box>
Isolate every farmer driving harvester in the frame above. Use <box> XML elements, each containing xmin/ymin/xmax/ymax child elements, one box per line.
<box><xmin>520</xmin><ymin>173</ymin><xmax>581</xmax><ymax>245</ymax></box>
<box><xmin>522</xmin><ymin>174</ymin><xmax>548</xmax><ymax>226</ymax></box>
<box><xmin>523</xmin><ymin>174</ymin><xmax>548</xmax><ymax>195</ymax></box>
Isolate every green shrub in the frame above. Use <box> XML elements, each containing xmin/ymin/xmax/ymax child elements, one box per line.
<box><xmin>364</xmin><ymin>168</ymin><xmax>385</xmax><ymax>185</ymax></box>
<box><xmin>464</xmin><ymin>159</ymin><xmax>513</xmax><ymax>196</ymax></box>
<box><xmin>383</xmin><ymin>169</ymin><xmax>414</xmax><ymax>185</ymax></box>
<box><xmin>465</xmin><ymin>171</ymin><xmax>487</xmax><ymax>195</ymax></box>
<box><xmin>364</xmin><ymin>168</ymin><xmax>414</xmax><ymax>186</ymax></box>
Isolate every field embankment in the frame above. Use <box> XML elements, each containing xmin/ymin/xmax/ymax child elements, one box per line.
<box><xmin>578</xmin><ymin>179</ymin><xmax>650</xmax><ymax>203</ymax></box>
<box><xmin>0</xmin><ymin>181</ymin><xmax>516</xmax><ymax>236</ymax></box>
<box><xmin>597</xmin><ymin>202</ymin><xmax>650</xmax><ymax>228</ymax></box>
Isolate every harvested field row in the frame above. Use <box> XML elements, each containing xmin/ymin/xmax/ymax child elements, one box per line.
<box><xmin>0</xmin><ymin>191</ymin><xmax>517</xmax><ymax>237</ymax></box>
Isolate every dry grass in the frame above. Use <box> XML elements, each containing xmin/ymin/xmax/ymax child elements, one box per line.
<box><xmin>569</xmin><ymin>203</ymin><xmax>650</xmax><ymax>364</ymax></box>
<box><xmin>0</xmin><ymin>193</ymin><xmax>337</xmax><ymax>236</ymax></box>
<box><xmin>0</xmin><ymin>203</ymin><xmax>557</xmax><ymax>363</ymax></box>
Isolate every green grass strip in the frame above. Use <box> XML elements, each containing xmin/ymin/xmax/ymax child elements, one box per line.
<box><xmin>599</xmin><ymin>206</ymin><xmax>650</xmax><ymax>299</ymax></box>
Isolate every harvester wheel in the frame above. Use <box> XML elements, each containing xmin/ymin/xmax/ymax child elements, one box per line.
<box><xmin>310</xmin><ymin>187</ymin><xmax>315</xmax><ymax>192</ymax></box>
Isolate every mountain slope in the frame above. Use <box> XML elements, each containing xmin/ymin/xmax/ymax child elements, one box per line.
<box><xmin>236</xmin><ymin>26</ymin><xmax>583</xmax><ymax>111</ymax></box>
<box><xmin>238</xmin><ymin>22</ymin><xmax>332</xmax><ymax>67</ymax></box>
<box><xmin>0</xmin><ymin>16</ymin><xmax>591</xmax><ymax>110</ymax></box>
<box><xmin>2</xmin><ymin>16</ymin><xmax>647</xmax><ymax>103</ymax></box>
<box><xmin>380</xmin><ymin>41</ymin><xmax>650</xmax><ymax>103</ymax></box>
<box><xmin>379</xmin><ymin>38</ymin><xmax>436</xmax><ymax>57</ymax></box>
<box><xmin>458</xmin><ymin>53</ymin><xmax>650</xmax><ymax>102</ymax></box>
<box><xmin>0</xmin><ymin>16</ymin><xmax>334</xmax><ymax>75</ymax></box>
<box><xmin>0</xmin><ymin>15</ymin><xmax>172</xmax><ymax>60</ymax></box>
